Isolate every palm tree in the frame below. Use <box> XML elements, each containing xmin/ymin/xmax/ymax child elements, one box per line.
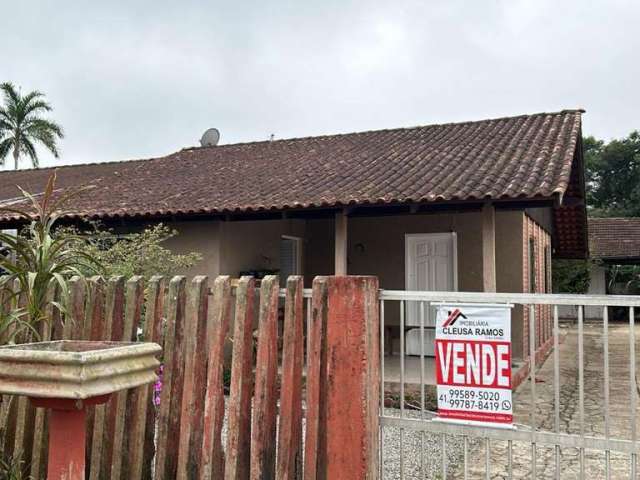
<box><xmin>0</xmin><ymin>82</ymin><xmax>64</xmax><ymax>170</ymax></box>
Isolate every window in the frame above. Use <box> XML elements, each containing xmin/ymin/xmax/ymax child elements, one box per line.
<box><xmin>280</xmin><ymin>236</ymin><xmax>302</xmax><ymax>286</ymax></box>
<box><xmin>529</xmin><ymin>237</ymin><xmax>536</xmax><ymax>293</ymax></box>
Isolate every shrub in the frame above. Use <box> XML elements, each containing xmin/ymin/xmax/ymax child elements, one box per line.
<box><xmin>55</xmin><ymin>222</ymin><xmax>202</xmax><ymax>278</ymax></box>
<box><xmin>552</xmin><ymin>259</ymin><xmax>592</xmax><ymax>294</ymax></box>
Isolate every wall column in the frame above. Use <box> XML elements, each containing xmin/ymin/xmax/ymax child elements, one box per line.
<box><xmin>482</xmin><ymin>202</ymin><xmax>497</xmax><ymax>292</ymax></box>
<box><xmin>334</xmin><ymin>210</ymin><xmax>348</xmax><ymax>275</ymax></box>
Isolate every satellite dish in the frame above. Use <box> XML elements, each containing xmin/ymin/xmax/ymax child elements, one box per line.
<box><xmin>200</xmin><ymin>128</ymin><xmax>220</xmax><ymax>147</ymax></box>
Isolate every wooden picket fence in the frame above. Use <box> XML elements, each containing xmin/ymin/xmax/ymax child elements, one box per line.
<box><xmin>0</xmin><ymin>274</ymin><xmax>309</xmax><ymax>480</ymax></box>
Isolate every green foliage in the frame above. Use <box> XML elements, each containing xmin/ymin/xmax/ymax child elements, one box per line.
<box><xmin>607</xmin><ymin>264</ymin><xmax>640</xmax><ymax>294</ymax></box>
<box><xmin>0</xmin><ymin>82</ymin><xmax>64</xmax><ymax>169</ymax></box>
<box><xmin>0</xmin><ymin>172</ymin><xmax>102</xmax><ymax>342</ymax></box>
<box><xmin>552</xmin><ymin>259</ymin><xmax>592</xmax><ymax>294</ymax></box>
<box><xmin>0</xmin><ymin>454</ymin><xmax>31</xmax><ymax>480</ymax></box>
<box><xmin>57</xmin><ymin>223</ymin><xmax>202</xmax><ymax>278</ymax></box>
<box><xmin>585</xmin><ymin>132</ymin><xmax>640</xmax><ymax>217</ymax></box>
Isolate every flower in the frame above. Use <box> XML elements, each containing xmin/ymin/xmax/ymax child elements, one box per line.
<box><xmin>154</xmin><ymin>364</ymin><xmax>164</xmax><ymax>407</ymax></box>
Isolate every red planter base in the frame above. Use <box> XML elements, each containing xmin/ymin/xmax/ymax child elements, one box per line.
<box><xmin>30</xmin><ymin>395</ymin><xmax>110</xmax><ymax>480</ymax></box>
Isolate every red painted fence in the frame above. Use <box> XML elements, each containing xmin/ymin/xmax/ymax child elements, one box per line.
<box><xmin>0</xmin><ymin>275</ymin><xmax>379</xmax><ymax>480</ymax></box>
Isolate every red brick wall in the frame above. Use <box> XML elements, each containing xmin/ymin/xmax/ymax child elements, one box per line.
<box><xmin>522</xmin><ymin>214</ymin><xmax>552</xmax><ymax>359</ymax></box>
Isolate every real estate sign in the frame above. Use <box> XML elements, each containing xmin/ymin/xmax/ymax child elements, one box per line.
<box><xmin>434</xmin><ymin>303</ymin><xmax>513</xmax><ymax>426</ymax></box>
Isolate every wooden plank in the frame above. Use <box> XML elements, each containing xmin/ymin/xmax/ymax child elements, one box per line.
<box><xmin>86</xmin><ymin>276</ymin><xmax>106</xmax><ymax>478</ymax></box>
<box><xmin>11</xmin><ymin>287</ymin><xmax>34</xmax><ymax>469</ymax></box>
<box><xmin>30</xmin><ymin>282</ymin><xmax>57</xmax><ymax>480</ymax></box>
<box><xmin>100</xmin><ymin>276</ymin><xmax>127</xmax><ymax>479</ymax></box>
<box><xmin>65</xmin><ymin>276</ymin><xmax>87</xmax><ymax>340</ymax></box>
<box><xmin>0</xmin><ymin>280</ymin><xmax>22</xmax><ymax>462</ymax></box>
<box><xmin>276</xmin><ymin>276</ymin><xmax>305</xmax><ymax>480</ymax></box>
<box><xmin>85</xmin><ymin>276</ymin><xmax>104</xmax><ymax>341</ymax></box>
<box><xmin>312</xmin><ymin>276</ymin><xmax>380</xmax><ymax>480</ymax></box>
<box><xmin>250</xmin><ymin>275</ymin><xmax>280</xmax><ymax>480</ymax></box>
<box><xmin>154</xmin><ymin>276</ymin><xmax>187</xmax><ymax>480</ymax></box>
<box><xmin>225</xmin><ymin>276</ymin><xmax>256</xmax><ymax>480</ymax></box>
<box><xmin>11</xmin><ymin>397</ymin><xmax>32</xmax><ymax>469</ymax></box>
<box><xmin>200</xmin><ymin>276</ymin><xmax>232</xmax><ymax>480</ymax></box>
<box><xmin>129</xmin><ymin>276</ymin><xmax>165</xmax><ymax>480</ymax></box>
<box><xmin>303</xmin><ymin>277</ymin><xmax>328</xmax><ymax>480</ymax></box>
<box><xmin>176</xmin><ymin>276</ymin><xmax>210</xmax><ymax>479</ymax></box>
<box><xmin>0</xmin><ymin>286</ymin><xmax>13</xmax><ymax>345</ymax></box>
<box><xmin>89</xmin><ymin>276</ymin><xmax>124</xmax><ymax>480</ymax></box>
<box><xmin>111</xmin><ymin>276</ymin><xmax>145</xmax><ymax>480</ymax></box>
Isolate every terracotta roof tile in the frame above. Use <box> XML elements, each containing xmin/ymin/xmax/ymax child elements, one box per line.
<box><xmin>589</xmin><ymin>218</ymin><xmax>640</xmax><ymax>260</ymax></box>
<box><xmin>0</xmin><ymin>110</ymin><xmax>587</xmax><ymax>258</ymax></box>
<box><xmin>0</xmin><ymin>110</ymin><xmax>583</xmax><ymax>220</ymax></box>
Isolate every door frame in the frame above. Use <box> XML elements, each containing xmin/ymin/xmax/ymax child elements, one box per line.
<box><xmin>281</xmin><ymin>235</ymin><xmax>303</xmax><ymax>276</ymax></box>
<box><xmin>404</xmin><ymin>232</ymin><xmax>458</xmax><ymax>292</ymax></box>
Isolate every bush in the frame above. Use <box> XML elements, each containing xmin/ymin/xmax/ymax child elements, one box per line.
<box><xmin>56</xmin><ymin>223</ymin><xmax>202</xmax><ymax>278</ymax></box>
<box><xmin>552</xmin><ymin>259</ymin><xmax>592</xmax><ymax>294</ymax></box>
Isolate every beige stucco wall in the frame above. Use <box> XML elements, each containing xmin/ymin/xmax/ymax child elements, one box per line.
<box><xmin>305</xmin><ymin>211</ymin><xmax>524</xmax><ymax>291</ymax></box>
<box><xmin>163</xmin><ymin>220</ymin><xmax>222</xmax><ymax>278</ymax></box>
<box><xmin>163</xmin><ymin>218</ymin><xmax>306</xmax><ymax>278</ymax></box>
<box><xmin>345</xmin><ymin>213</ymin><xmax>484</xmax><ymax>291</ymax></box>
<box><xmin>218</xmin><ymin>219</ymin><xmax>306</xmax><ymax>277</ymax></box>
<box><xmin>495</xmin><ymin>211</ymin><xmax>525</xmax><ymax>358</ymax></box>
<box><xmin>162</xmin><ymin>211</ymin><xmax>530</xmax><ymax>358</ymax></box>
<box><xmin>495</xmin><ymin>211</ymin><xmax>525</xmax><ymax>293</ymax></box>
<box><xmin>165</xmin><ymin>211</ymin><xmax>525</xmax><ymax>293</ymax></box>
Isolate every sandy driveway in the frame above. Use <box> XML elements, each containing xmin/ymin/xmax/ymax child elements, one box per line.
<box><xmin>462</xmin><ymin>321</ymin><xmax>640</xmax><ymax>479</ymax></box>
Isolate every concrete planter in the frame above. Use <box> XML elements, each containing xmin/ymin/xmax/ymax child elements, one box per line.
<box><xmin>0</xmin><ymin>340</ymin><xmax>161</xmax><ymax>399</ymax></box>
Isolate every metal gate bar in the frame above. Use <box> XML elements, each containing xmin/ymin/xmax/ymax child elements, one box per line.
<box><xmin>377</xmin><ymin>289</ymin><xmax>640</xmax><ymax>479</ymax></box>
<box><xmin>379</xmin><ymin>417</ymin><xmax>640</xmax><ymax>454</ymax></box>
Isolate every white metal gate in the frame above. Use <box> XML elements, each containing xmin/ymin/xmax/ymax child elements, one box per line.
<box><xmin>379</xmin><ymin>290</ymin><xmax>640</xmax><ymax>479</ymax></box>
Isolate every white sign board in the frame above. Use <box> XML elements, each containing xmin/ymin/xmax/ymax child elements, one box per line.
<box><xmin>435</xmin><ymin>304</ymin><xmax>513</xmax><ymax>426</ymax></box>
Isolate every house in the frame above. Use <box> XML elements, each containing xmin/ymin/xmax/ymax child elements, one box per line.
<box><xmin>561</xmin><ymin>217</ymin><xmax>640</xmax><ymax>320</ymax></box>
<box><xmin>0</xmin><ymin>110</ymin><xmax>588</xmax><ymax>364</ymax></box>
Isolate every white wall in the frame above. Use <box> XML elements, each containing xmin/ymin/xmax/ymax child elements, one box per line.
<box><xmin>558</xmin><ymin>265</ymin><xmax>607</xmax><ymax>319</ymax></box>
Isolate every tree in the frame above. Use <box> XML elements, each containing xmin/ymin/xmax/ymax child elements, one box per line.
<box><xmin>554</xmin><ymin>132</ymin><xmax>640</xmax><ymax>294</ymax></box>
<box><xmin>585</xmin><ymin>131</ymin><xmax>640</xmax><ymax>217</ymax></box>
<box><xmin>0</xmin><ymin>82</ymin><xmax>64</xmax><ymax>170</ymax></box>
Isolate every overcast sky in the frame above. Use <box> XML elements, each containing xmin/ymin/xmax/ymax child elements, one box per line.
<box><xmin>2</xmin><ymin>0</ymin><xmax>639</xmax><ymax>170</ymax></box>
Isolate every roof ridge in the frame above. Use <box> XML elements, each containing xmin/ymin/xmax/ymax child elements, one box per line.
<box><xmin>0</xmin><ymin>154</ymin><xmax>164</xmax><ymax>176</ymax></box>
<box><xmin>183</xmin><ymin>108</ymin><xmax>586</xmax><ymax>152</ymax></box>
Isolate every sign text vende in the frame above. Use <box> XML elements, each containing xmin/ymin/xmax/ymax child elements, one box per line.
<box><xmin>435</xmin><ymin>304</ymin><xmax>513</xmax><ymax>426</ymax></box>
<box><xmin>436</xmin><ymin>340</ymin><xmax>511</xmax><ymax>389</ymax></box>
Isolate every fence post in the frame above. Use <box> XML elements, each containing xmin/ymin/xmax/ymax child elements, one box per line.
<box><xmin>305</xmin><ymin>276</ymin><xmax>380</xmax><ymax>480</ymax></box>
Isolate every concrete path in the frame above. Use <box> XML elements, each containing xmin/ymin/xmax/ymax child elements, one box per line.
<box><xmin>462</xmin><ymin>321</ymin><xmax>640</xmax><ymax>479</ymax></box>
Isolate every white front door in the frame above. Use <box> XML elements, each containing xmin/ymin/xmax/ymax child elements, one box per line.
<box><xmin>405</xmin><ymin>233</ymin><xmax>457</xmax><ymax>327</ymax></box>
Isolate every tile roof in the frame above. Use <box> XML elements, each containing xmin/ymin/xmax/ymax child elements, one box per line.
<box><xmin>589</xmin><ymin>218</ymin><xmax>640</xmax><ymax>261</ymax></box>
<box><xmin>0</xmin><ymin>110</ymin><xmax>587</xmax><ymax>257</ymax></box>
<box><xmin>0</xmin><ymin>110</ymin><xmax>583</xmax><ymax>216</ymax></box>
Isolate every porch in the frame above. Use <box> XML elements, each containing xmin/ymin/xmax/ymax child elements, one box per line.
<box><xmin>166</xmin><ymin>203</ymin><xmax>552</xmax><ymax>364</ymax></box>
